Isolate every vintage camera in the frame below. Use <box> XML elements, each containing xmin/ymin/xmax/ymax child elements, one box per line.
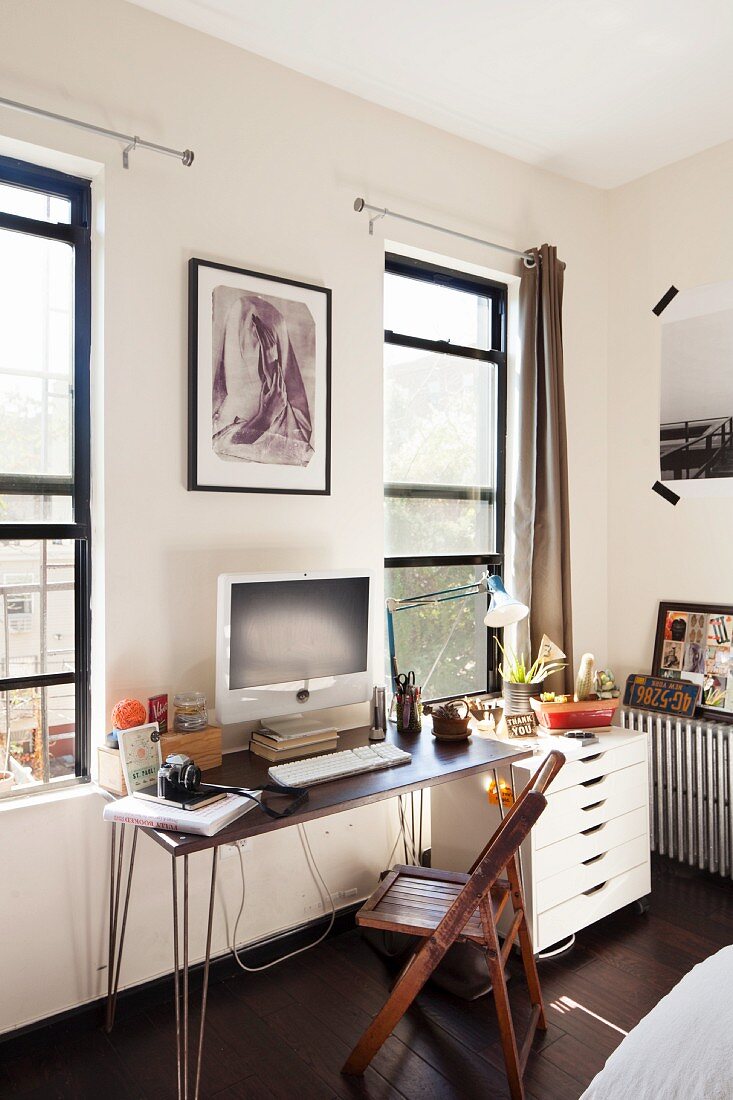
<box><xmin>157</xmin><ymin>753</ymin><xmax>202</xmax><ymax>800</ymax></box>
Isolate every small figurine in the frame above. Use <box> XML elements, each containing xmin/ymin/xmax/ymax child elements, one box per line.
<box><xmin>595</xmin><ymin>668</ymin><xmax>620</xmax><ymax>699</ymax></box>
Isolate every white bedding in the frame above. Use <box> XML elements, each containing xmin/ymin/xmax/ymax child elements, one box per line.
<box><xmin>581</xmin><ymin>944</ymin><xmax>733</xmax><ymax>1100</ymax></box>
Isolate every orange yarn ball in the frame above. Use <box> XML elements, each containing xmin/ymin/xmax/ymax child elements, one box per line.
<box><xmin>111</xmin><ymin>698</ymin><xmax>147</xmax><ymax>730</ymax></box>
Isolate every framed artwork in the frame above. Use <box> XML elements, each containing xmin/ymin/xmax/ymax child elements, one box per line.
<box><xmin>188</xmin><ymin>258</ymin><xmax>331</xmax><ymax>495</ymax></box>
<box><xmin>652</xmin><ymin>601</ymin><xmax>733</xmax><ymax>720</ymax></box>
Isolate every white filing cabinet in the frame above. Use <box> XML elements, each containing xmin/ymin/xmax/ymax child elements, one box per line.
<box><xmin>431</xmin><ymin>728</ymin><xmax>651</xmax><ymax>953</ymax></box>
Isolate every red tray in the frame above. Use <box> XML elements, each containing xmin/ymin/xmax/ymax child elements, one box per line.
<box><xmin>529</xmin><ymin>697</ymin><xmax>620</xmax><ymax>730</ymax></box>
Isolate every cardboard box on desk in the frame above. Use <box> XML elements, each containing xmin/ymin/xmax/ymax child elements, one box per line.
<box><xmin>97</xmin><ymin>744</ymin><xmax>127</xmax><ymax>795</ymax></box>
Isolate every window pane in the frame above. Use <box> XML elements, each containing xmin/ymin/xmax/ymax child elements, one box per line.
<box><xmin>0</xmin><ymin>182</ymin><xmax>71</xmax><ymax>223</ymax></box>
<box><xmin>0</xmin><ymin>685</ymin><xmax>76</xmax><ymax>794</ymax></box>
<box><xmin>0</xmin><ymin>540</ymin><xmax>75</xmax><ymax>678</ymax></box>
<box><xmin>0</xmin><ymin>495</ymin><xmax>72</xmax><ymax>524</ymax></box>
<box><xmin>384</xmin><ymin>272</ymin><xmax>492</xmax><ymax>350</ymax></box>
<box><xmin>385</xmin><ymin>495</ymin><xmax>494</xmax><ymax>557</ymax></box>
<box><xmin>0</xmin><ymin>228</ymin><xmax>74</xmax><ymax>483</ymax></box>
<box><xmin>384</xmin><ymin>345</ymin><xmax>497</xmax><ymax>487</ymax></box>
<box><xmin>386</xmin><ymin>565</ymin><xmax>489</xmax><ymax>700</ymax></box>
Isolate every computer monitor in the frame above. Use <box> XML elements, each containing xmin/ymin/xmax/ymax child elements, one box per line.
<box><xmin>215</xmin><ymin>571</ymin><xmax>372</xmax><ymax>724</ymax></box>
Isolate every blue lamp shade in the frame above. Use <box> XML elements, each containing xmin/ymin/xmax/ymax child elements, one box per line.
<box><xmin>483</xmin><ymin>575</ymin><xmax>529</xmax><ymax>628</ymax></box>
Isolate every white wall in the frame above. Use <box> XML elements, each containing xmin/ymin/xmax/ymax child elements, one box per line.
<box><xmin>0</xmin><ymin>0</ymin><xmax>608</xmax><ymax>1032</ymax></box>
<box><xmin>608</xmin><ymin>139</ymin><xmax>733</xmax><ymax>681</ymax></box>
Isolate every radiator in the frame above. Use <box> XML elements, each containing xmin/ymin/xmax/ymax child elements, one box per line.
<box><xmin>622</xmin><ymin>707</ymin><xmax>733</xmax><ymax>879</ymax></box>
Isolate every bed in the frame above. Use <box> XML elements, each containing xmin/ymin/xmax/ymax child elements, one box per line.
<box><xmin>580</xmin><ymin>945</ymin><xmax>733</xmax><ymax>1099</ymax></box>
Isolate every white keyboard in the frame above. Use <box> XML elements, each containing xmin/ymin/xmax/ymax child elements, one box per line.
<box><xmin>268</xmin><ymin>743</ymin><xmax>412</xmax><ymax>787</ymax></box>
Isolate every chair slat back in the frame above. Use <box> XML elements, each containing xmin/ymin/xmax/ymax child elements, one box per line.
<box><xmin>423</xmin><ymin>792</ymin><xmax>548</xmax><ymax>948</ymax></box>
<box><xmin>427</xmin><ymin>751</ymin><xmax>565</xmax><ymax>946</ymax></box>
<box><xmin>469</xmin><ymin>749</ymin><xmax>565</xmax><ymax>874</ymax></box>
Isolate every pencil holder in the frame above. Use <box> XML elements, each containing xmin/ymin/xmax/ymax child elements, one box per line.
<box><xmin>396</xmin><ymin>697</ymin><xmax>423</xmax><ymax>734</ymax></box>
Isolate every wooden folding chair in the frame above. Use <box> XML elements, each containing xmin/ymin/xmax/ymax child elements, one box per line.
<box><xmin>342</xmin><ymin>750</ymin><xmax>565</xmax><ymax>1100</ymax></box>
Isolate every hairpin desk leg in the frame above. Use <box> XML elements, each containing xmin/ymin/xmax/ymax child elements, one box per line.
<box><xmin>183</xmin><ymin>854</ymin><xmax>190</xmax><ymax>1100</ymax></box>
<box><xmin>105</xmin><ymin>822</ymin><xmax>138</xmax><ymax>1034</ymax></box>
<box><xmin>194</xmin><ymin>849</ymin><xmax>218</xmax><ymax>1100</ymax></box>
<box><xmin>172</xmin><ymin>856</ymin><xmax>183</xmax><ymax>1100</ymax></box>
<box><xmin>172</xmin><ymin>849</ymin><xmax>219</xmax><ymax>1100</ymax></box>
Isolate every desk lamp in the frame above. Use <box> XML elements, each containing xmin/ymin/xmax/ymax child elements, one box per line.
<box><xmin>386</xmin><ymin>572</ymin><xmax>528</xmax><ymax>693</ymax></box>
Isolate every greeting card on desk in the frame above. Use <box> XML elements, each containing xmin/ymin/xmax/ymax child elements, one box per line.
<box><xmin>118</xmin><ymin>723</ymin><xmax>161</xmax><ymax>794</ymax></box>
<box><xmin>103</xmin><ymin>792</ymin><xmax>257</xmax><ymax>836</ymax></box>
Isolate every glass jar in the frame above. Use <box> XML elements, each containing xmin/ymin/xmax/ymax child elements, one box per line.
<box><xmin>173</xmin><ymin>691</ymin><xmax>208</xmax><ymax>732</ymax></box>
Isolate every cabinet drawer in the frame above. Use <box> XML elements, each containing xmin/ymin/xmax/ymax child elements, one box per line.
<box><xmin>535</xmin><ymin>806</ymin><xmax>648</xmax><ymax>882</ymax></box>
<box><xmin>536</xmin><ymin>834</ymin><xmax>649</xmax><ymax>913</ymax></box>
<box><xmin>543</xmin><ymin>738</ymin><xmax>647</xmax><ymax>794</ymax></box>
<box><xmin>535</xmin><ymin>762</ymin><xmax>647</xmax><ymax>849</ymax></box>
<box><xmin>537</xmin><ymin>861</ymin><xmax>651</xmax><ymax>950</ymax></box>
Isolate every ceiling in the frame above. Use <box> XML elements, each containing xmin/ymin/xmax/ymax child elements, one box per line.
<box><xmin>128</xmin><ymin>0</ymin><xmax>733</xmax><ymax>188</ymax></box>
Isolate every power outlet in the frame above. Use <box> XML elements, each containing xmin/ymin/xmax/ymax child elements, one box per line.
<box><xmin>220</xmin><ymin>838</ymin><xmax>251</xmax><ymax>861</ymax></box>
<box><xmin>304</xmin><ymin>887</ymin><xmax>358</xmax><ymax>914</ymax></box>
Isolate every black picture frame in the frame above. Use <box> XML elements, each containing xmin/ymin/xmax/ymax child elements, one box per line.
<box><xmin>188</xmin><ymin>257</ymin><xmax>332</xmax><ymax>495</ymax></box>
<box><xmin>652</xmin><ymin>600</ymin><xmax>733</xmax><ymax>721</ymax></box>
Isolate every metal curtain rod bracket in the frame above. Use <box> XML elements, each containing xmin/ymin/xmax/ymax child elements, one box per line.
<box><xmin>0</xmin><ymin>95</ymin><xmax>194</xmax><ymax>170</ymax></box>
<box><xmin>353</xmin><ymin>197</ymin><xmax>535</xmax><ymax>268</ymax></box>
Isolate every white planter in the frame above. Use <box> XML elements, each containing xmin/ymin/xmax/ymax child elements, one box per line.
<box><xmin>0</xmin><ymin>770</ymin><xmax>13</xmax><ymax>793</ymax></box>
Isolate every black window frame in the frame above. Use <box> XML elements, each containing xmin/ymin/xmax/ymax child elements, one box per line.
<box><xmin>384</xmin><ymin>253</ymin><xmax>508</xmax><ymax>698</ymax></box>
<box><xmin>0</xmin><ymin>154</ymin><xmax>92</xmax><ymax>791</ymax></box>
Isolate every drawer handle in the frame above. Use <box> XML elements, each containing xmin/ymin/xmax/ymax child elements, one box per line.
<box><xmin>581</xmin><ymin>821</ymin><xmax>606</xmax><ymax>836</ymax></box>
<box><xmin>580</xmin><ymin>753</ymin><xmax>604</xmax><ymax>763</ymax></box>
<box><xmin>581</xmin><ymin>775</ymin><xmax>607</xmax><ymax>788</ymax></box>
<box><xmin>583</xmin><ymin>881</ymin><xmax>608</xmax><ymax>896</ymax></box>
<box><xmin>581</xmin><ymin>799</ymin><xmax>606</xmax><ymax>812</ymax></box>
<box><xmin>582</xmin><ymin>851</ymin><xmax>607</xmax><ymax>866</ymax></box>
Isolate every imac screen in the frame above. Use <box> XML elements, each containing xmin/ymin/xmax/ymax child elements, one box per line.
<box><xmin>229</xmin><ymin>576</ymin><xmax>369</xmax><ymax>689</ymax></box>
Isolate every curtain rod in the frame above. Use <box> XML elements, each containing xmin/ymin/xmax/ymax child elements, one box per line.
<box><xmin>353</xmin><ymin>197</ymin><xmax>535</xmax><ymax>268</ymax></box>
<box><xmin>0</xmin><ymin>95</ymin><xmax>194</xmax><ymax>170</ymax></box>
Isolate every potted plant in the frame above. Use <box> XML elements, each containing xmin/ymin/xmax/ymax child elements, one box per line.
<box><xmin>498</xmin><ymin>643</ymin><xmax>566</xmax><ymax>716</ymax></box>
<box><xmin>428</xmin><ymin>700</ymin><xmax>472</xmax><ymax>741</ymax></box>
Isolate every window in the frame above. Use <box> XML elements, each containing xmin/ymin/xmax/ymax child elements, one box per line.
<box><xmin>384</xmin><ymin>254</ymin><xmax>507</xmax><ymax>701</ymax></box>
<box><xmin>0</xmin><ymin>156</ymin><xmax>91</xmax><ymax>796</ymax></box>
<box><xmin>4</xmin><ymin>574</ymin><xmax>34</xmax><ymax>634</ymax></box>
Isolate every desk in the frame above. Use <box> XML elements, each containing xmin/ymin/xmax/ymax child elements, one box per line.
<box><xmin>105</xmin><ymin>724</ymin><xmax>531</xmax><ymax>1100</ymax></box>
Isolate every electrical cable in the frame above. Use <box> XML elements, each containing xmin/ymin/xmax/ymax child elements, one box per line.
<box><xmin>538</xmin><ymin>934</ymin><xmax>576</xmax><ymax>959</ymax></box>
<box><xmin>230</xmin><ymin>824</ymin><xmax>336</xmax><ymax>973</ymax></box>
<box><xmin>229</xmin><ymin>800</ymin><xmax>413</xmax><ymax>972</ymax></box>
<box><xmin>418</xmin><ymin>789</ymin><xmax>424</xmax><ymax>865</ymax></box>
<box><xmin>385</xmin><ymin>814</ymin><xmax>405</xmax><ymax>869</ymax></box>
<box><xmin>398</xmin><ymin>795</ymin><xmax>417</xmax><ymax>864</ymax></box>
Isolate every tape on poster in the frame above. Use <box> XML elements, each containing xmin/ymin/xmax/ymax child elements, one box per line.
<box><xmin>653</xmin><ymin>286</ymin><xmax>679</xmax><ymax>316</ymax></box>
<box><xmin>652</xmin><ymin>480</ymin><xmax>680</xmax><ymax>506</ymax></box>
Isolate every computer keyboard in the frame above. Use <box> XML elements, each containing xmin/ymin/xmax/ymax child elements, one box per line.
<box><xmin>268</xmin><ymin>743</ymin><xmax>412</xmax><ymax>787</ymax></box>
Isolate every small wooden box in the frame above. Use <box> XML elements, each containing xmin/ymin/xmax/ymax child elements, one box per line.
<box><xmin>97</xmin><ymin>725</ymin><xmax>222</xmax><ymax>795</ymax></box>
<box><xmin>160</xmin><ymin>725</ymin><xmax>222</xmax><ymax>772</ymax></box>
<box><xmin>97</xmin><ymin>745</ymin><xmax>126</xmax><ymax>796</ymax></box>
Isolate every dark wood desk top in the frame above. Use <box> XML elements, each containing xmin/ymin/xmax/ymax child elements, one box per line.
<box><xmin>143</xmin><ymin>723</ymin><xmax>532</xmax><ymax>857</ymax></box>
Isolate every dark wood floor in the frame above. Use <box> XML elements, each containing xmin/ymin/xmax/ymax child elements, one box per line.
<box><xmin>2</xmin><ymin>856</ymin><xmax>731</xmax><ymax>1099</ymax></box>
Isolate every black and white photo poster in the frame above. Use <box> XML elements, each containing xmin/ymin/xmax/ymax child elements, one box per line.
<box><xmin>188</xmin><ymin>259</ymin><xmax>331</xmax><ymax>494</ymax></box>
<box><xmin>660</xmin><ymin>280</ymin><xmax>733</xmax><ymax>497</ymax></box>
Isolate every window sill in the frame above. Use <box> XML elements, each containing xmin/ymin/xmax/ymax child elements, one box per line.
<box><xmin>0</xmin><ymin>777</ymin><xmax>97</xmax><ymax>813</ymax></box>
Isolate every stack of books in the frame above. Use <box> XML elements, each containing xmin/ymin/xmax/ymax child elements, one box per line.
<box><xmin>249</xmin><ymin>716</ymin><xmax>339</xmax><ymax>762</ymax></box>
<box><xmin>103</xmin><ymin>792</ymin><xmax>255</xmax><ymax>836</ymax></box>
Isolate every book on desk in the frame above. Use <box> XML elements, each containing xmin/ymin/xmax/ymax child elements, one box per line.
<box><xmin>249</xmin><ymin>718</ymin><xmax>339</xmax><ymax>763</ymax></box>
<box><xmin>103</xmin><ymin>792</ymin><xmax>257</xmax><ymax>836</ymax></box>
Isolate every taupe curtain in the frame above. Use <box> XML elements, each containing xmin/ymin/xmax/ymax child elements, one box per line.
<box><xmin>511</xmin><ymin>244</ymin><xmax>574</xmax><ymax>692</ymax></box>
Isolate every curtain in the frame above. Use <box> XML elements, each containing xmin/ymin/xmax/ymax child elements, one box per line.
<box><xmin>511</xmin><ymin>244</ymin><xmax>574</xmax><ymax>692</ymax></box>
